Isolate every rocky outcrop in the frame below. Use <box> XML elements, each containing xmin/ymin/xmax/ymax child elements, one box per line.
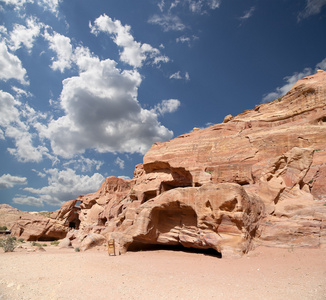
<box><xmin>0</xmin><ymin>204</ymin><xmax>28</xmax><ymax>230</ymax></box>
<box><xmin>10</xmin><ymin>214</ymin><xmax>70</xmax><ymax>241</ymax></box>
<box><xmin>11</xmin><ymin>70</ymin><xmax>326</xmax><ymax>255</ymax></box>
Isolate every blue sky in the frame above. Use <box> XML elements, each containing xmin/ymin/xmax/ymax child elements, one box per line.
<box><xmin>0</xmin><ymin>0</ymin><xmax>325</xmax><ymax>212</ymax></box>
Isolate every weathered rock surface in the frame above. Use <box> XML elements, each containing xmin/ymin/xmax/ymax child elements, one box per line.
<box><xmin>10</xmin><ymin>214</ymin><xmax>69</xmax><ymax>241</ymax></box>
<box><xmin>0</xmin><ymin>204</ymin><xmax>28</xmax><ymax>229</ymax></box>
<box><xmin>10</xmin><ymin>70</ymin><xmax>326</xmax><ymax>255</ymax></box>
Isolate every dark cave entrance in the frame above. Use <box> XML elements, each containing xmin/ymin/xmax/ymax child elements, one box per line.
<box><xmin>69</xmin><ymin>217</ymin><xmax>80</xmax><ymax>230</ymax></box>
<box><xmin>127</xmin><ymin>242</ymin><xmax>222</xmax><ymax>258</ymax></box>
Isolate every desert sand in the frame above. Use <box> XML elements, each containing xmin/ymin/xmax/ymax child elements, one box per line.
<box><xmin>0</xmin><ymin>244</ymin><xmax>325</xmax><ymax>300</ymax></box>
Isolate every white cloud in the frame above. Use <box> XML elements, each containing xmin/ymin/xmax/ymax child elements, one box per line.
<box><xmin>14</xmin><ymin>168</ymin><xmax>104</xmax><ymax>207</ymax></box>
<box><xmin>114</xmin><ymin>157</ymin><xmax>125</xmax><ymax>169</ymax></box>
<box><xmin>0</xmin><ymin>0</ymin><xmax>32</xmax><ymax>8</ymax></box>
<box><xmin>0</xmin><ymin>173</ymin><xmax>27</xmax><ymax>189</ymax></box>
<box><xmin>298</xmin><ymin>0</ymin><xmax>326</xmax><ymax>20</ymax></box>
<box><xmin>44</xmin><ymin>30</ymin><xmax>73</xmax><ymax>72</ymax></box>
<box><xmin>153</xmin><ymin>99</ymin><xmax>181</xmax><ymax>115</ymax></box>
<box><xmin>239</xmin><ymin>6</ymin><xmax>255</xmax><ymax>21</ymax></box>
<box><xmin>176</xmin><ymin>35</ymin><xmax>199</xmax><ymax>46</ymax></box>
<box><xmin>148</xmin><ymin>14</ymin><xmax>186</xmax><ymax>32</ymax></box>
<box><xmin>12</xmin><ymin>195</ymin><xmax>44</xmax><ymax>207</ymax></box>
<box><xmin>11</xmin><ymin>86</ymin><xmax>33</xmax><ymax>98</ymax></box>
<box><xmin>39</xmin><ymin>47</ymin><xmax>175</xmax><ymax>158</ymax></box>
<box><xmin>0</xmin><ymin>90</ymin><xmax>21</xmax><ymax>127</ymax></box>
<box><xmin>90</xmin><ymin>14</ymin><xmax>168</xmax><ymax>68</ymax></box>
<box><xmin>170</xmin><ymin>71</ymin><xmax>182</xmax><ymax>79</ymax></box>
<box><xmin>0</xmin><ymin>90</ymin><xmax>49</xmax><ymax>162</ymax></box>
<box><xmin>169</xmin><ymin>0</ymin><xmax>221</xmax><ymax>13</ymax></box>
<box><xmin>158</xmin><ymin>0</ymin><xmax>165</xmax><ymax>11</ymax></box>
<box><xmin>63</xmin><ymin>156</ymin><xmax>104</xmax><ymax>172</ymax></box>
<box><xmin>262</xmin><ymin>68</ymin><xmax>313</xmax><ymax>103</ymax></box>
<box><xmin>316</xmin><ymin>57</ymin><xmax>326</xmax><ymax>70</ymax></box>
<box><xmin>9</xmin><ymin>17</ymin><xmax>43</xmax><ymax>53</ymax></box>
<box><xmin>208</xmin><ymin>0</ymin><xmax>221</xmax><ymax>9</ymax></box>
<box><xmin>37</xmin><ymin>0</ymin><xmax>62</xmax><ymax>15</ymax></box>
<box><xmin>169</xmin><ymin>71</ymin><xmax>190</xmax><ymax>80</ymax></box>
<box><xmin>262</xmin><ymin>57</ymin><xmax>326</xmax><ymax>103</ymax></box>
<box><xmin>1</xmin><ymin>0</ymin><xmax>61</xmax><ymax>14</ymax></box>
<box><xmin>0</xmin><ymin>41</ymin><xmax>28</xmax><ymax>85</ymax></box>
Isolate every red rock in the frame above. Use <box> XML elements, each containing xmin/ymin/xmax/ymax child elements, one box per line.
<box><xmin>11</xmin><ymin>70</ymin><xmax>326</xmax><ymax>255</ymax></box>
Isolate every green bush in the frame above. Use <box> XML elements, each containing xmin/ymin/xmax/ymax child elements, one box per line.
<box><xmin>18</xmin><ymin>238</ymin><xmax>24</xmax><ymax>243</ymax></box>
<box><xmin>32</xmin><ymin>241</ymin><xmax>42</xmax><ymax>247</ymax></box>
<box><xmin>51</xmin><ymin>240</ymin><xmax>60</xmax><ymax>246</ymax></box>
<box><xmin>0</xmin><ymin>237</ymin><xmax>16</xmax><ymax>252</ymax></box>
<box><xmin>0</xmin><ymin>226</ymin><xmax>8</xmax><ymax>231</ymax></box>
<box><xmin>74</xmin><ymin>247</ymin><xmax>80</xmax><ymax>252</ymax></box>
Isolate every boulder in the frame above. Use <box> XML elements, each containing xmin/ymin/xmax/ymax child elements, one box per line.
<box><xmin>80</xmin><ymin>233</ymin><xmax>106</xmax><ymax>251</ymax></box>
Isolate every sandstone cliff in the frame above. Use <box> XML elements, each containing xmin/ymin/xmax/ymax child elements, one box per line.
<box><xmin>11</xmin><ymin>70</ymin><xmax>326</xmax><ymax>256</ymax></box>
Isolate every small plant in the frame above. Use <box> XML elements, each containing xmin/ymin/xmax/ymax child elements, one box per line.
<box><xmin>0</xmin><ymin>237</ymin><xmax>16</xmax><ymax>252</ymax></box>
<box><xmin>18</xmin><ymin>238</ymin><xmax>24</xmax><ymax>243</ymax></box>
<box><xmin>0</xmin><ymin>226</ymin><xmax>8</xmax><ymax>231</ymax></box>
<box><xmin>32</xmin><ymin>241</ymin><xmax>42</xmax><ymax>247</ymax></box>
<box><xmin>74</xmin><ymin>247</ymin><xmax>80</xmax><ymax>252</ymax></box>
<box><xmin>51</xmin><ymin>240</ymin><xmax>60</xmax><ymax>246</ymax></box>
<box><xmin>42</xmin><ymin>243</ymin><xmax>47</xmax><ymax>247</ymax></box>
<box><xmin>277</xmin><ymin>97</ymin><xmax>282</xmax><ymax>102</ymax></box>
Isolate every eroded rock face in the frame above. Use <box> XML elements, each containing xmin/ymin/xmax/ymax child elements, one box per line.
<box><xmin>10</xmin><ymin>214</ymin><xmax>69</xmax><ymax>241</ymax></box>
<box><xmin>111</xmin><ymin>183</ymin><xmax>263</xmax><ymax>257</ymax></box>
<box><xmin>13</xmin><ymin>70</ymin><xmax>326</xmax><ymax>255</ymax></box>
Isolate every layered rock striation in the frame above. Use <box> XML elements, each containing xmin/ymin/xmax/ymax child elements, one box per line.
<box><xmin>11</xmin><ymin>70</ymin><xmax>326</xmax><ymax>256</ymax></box>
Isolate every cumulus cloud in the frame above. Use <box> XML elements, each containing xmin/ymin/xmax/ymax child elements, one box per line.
<box><xmin>0</xmin><ymin>90</ymin><xmax>49</xmax><ymax>162</ymax></box>
<box><xmin>90</xmin><ymin>14</ymin><xmax>168</xmax><ymax>68</ymax></box>
<box><xmin>39</xmin><ymin>46</ymin><xmax>175</xmax><ymax>158</ymax></box>
<box><xmin>298</xmin><ymin>0</ymin><xmax>326</xmax><ymax>20</ymax></box>
<box><xmin>0</xmin><ymin>41</ymin><xmax>28</xmax><ymax>85</ymax></box>
<box><xmin>262</xmin><ymin>68</ymin><xmax>313</xmax><ymax>103</ymax></box>
<box><xmin>14</xmin><ymin>168</ymin><xmax>104</xmax><ymax>207</ymax></box>
<box><xmin>153</xmin><ymin>99</ymin><xmax>181</xmax><ymax>115</ymax></box>
<box><xmin>0</xmin><ymin>173</ymin><xmax>27</xmax><ymax>189</ymax></box>
<box><xmin>148</xmin><ymin>14</ymin><xmax>186</xmax><ymax>31</ymax></box>
<box><xmin>44</xmin><ymin>29</ymin><xmax>73</xmax><ymax>72</ymax></box>
<box><xmin>9</xmin><ymin>17</ymin><xmax>43</xmax><ymax>53</ymax></box>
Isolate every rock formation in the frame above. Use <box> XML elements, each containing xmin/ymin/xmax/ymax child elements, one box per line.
<box><xmin>9</xmin><ymin>201</ymin><xmax>81</xmax><ymax>241</ymax></box>
<box><xmin>11</xmin><ymin>70</ymin><xmax>326</xmax><ymax>256</ymax></box>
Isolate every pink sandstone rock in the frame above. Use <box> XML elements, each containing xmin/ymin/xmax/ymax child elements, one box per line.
<box><xmin>10</xmin><ymin>70</ymin><xmax>326</xmax><ymax>256</ymax></box>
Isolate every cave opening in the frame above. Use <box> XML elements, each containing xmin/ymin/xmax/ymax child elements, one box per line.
<box><xmin>126</xmin><ymin>201</ymin><xmax>222</xmax><ymax>258</ymax></box>
<box><xmin>68</xmin><ymin>217</ymin><xmax>80</xmax><ymax>230</ymax></box>
<box><xmin>127</xmin><ymin>242</ymin><xmax>222</xmax><ymax>258</ymax></box>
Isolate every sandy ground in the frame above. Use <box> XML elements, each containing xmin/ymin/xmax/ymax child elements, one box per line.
<box><xmin>0</xmin><ymin>244</ymin><xmax>325</xmax><ymax>300</ymax></box>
